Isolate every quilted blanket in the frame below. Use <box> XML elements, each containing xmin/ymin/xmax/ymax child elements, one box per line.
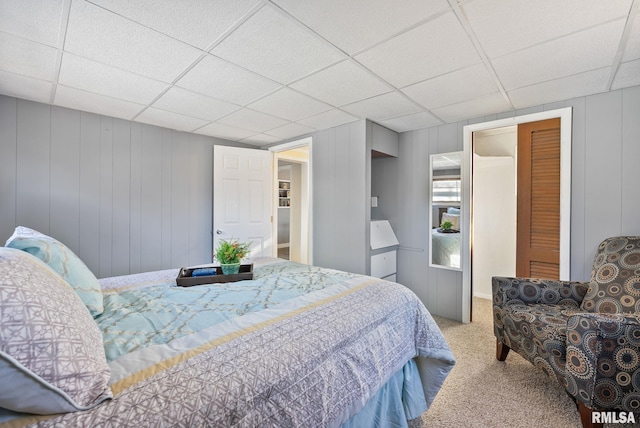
<box><xmin>5</xmin><ymin>258</ymin><xmax>454</xmax><ymax>427</ymax></box>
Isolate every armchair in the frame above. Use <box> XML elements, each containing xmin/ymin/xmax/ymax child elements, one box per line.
<box><xmin>493</xmin><ymin>236</ymin><xmax>640</xmax><ymax>428</ymax></box>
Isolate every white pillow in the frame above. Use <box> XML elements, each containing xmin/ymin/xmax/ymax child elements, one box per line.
<box><xmin>0</xmin><ymin>247</ymin><xmax>112</xmax><ymax>415</ymax></box>
<box><xmin>441</xmin><ymin>213</ymin><xmax>460</xmax><ymax>231</ymax></box>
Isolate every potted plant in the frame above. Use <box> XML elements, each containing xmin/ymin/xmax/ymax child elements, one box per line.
<box><xmin>214</xmin><ymin>239</ymin><xmax>251</xmax><ymax>275</ymax></box>
<box><xmin>440</xmin><ymin>220</ymin><xmax>453</xmax><ymax>232</ymax></box>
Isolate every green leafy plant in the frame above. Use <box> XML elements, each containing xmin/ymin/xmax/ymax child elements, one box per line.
<box><xmin>214</xmin><ymin>239</ymin><xmax>251</xmax><ymax>264</ymax></box>
<box><xmin>440</xmin><ymin>220</ymin><xmax>453</xmax><ymax>230</ymax></box>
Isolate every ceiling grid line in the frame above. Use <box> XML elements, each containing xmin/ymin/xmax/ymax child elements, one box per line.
<box><xmin>605</xmin><ymin>0</ymin><xmax>640</xmax><ymax>90</ymax></box>
<box><xmin>131</xmin><ymin>2</ymin><xmax>269</xmax><ymax>122</ymax></box>
<box><xmin>49</xmin><ymin>0</ymin><xmax>73</xmax><ymax>104</ymax></box>
<box><xmin>446</xmin><ymin>0</ymin><xmax>514</xmax><ymax>111</ymax></box>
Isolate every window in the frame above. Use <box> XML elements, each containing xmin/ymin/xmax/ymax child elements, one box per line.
<box><xmin>432</xmin><ymin>178</ymin><xmax>461</xmax><ymax>203</ymax></box>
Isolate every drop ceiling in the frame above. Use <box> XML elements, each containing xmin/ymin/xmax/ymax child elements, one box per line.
<box><xmin>1</xmin><ymin>0</ymin><xmax>638</xmax><ymax>147</ymax></box>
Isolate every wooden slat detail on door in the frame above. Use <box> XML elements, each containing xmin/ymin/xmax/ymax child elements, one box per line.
<box><xmin>517</xmin><ymin>118</ymin><xmax>561</xmax><ymax>279</ymax></box>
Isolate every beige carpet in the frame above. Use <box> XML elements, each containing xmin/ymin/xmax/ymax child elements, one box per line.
<box><xmin>417</xmin><ymin>298</ymin><xmax>639</xmax><ymax>428</ymax></box>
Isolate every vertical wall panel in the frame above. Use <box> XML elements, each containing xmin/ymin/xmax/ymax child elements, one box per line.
<box><xmin>16</xmin><ymin>99</ymin><xmax>50</xmax><ymax>232</ymax></box>
<box><xmin>79</xmin><ymin>111</ymin><xmax>101</xmax><ymax>274</ymax></box>
<box><xmin>312</xmin><ymin>128</ymin><xmax>333</xmax><ymax>270</ymax></box>
<box><xmin>99</xmin><ymin>116</ymin><xmax>113</xmax><ymax>278</ymax></box>
<box><xmin>129</xmin><ymin>122</ymin><xmax>142</xmax><ymax>273</ymax></box>
<box><xmin>161</xmin><ymin>130</ymin><xmax>173</xmax><ymax>268</ymax></box>
<box><xmin>189</xmin><ymin>135</ymin><xmax>213</xmax><ymax>265</ymax></box>
<box><xmin>584</xmin><ymin>91</ymin><xmax>622</xmax><ymax>262</ymax></box>
<box><xmin>139</xmin><ymin>125</ymin><xmax>163</xmax><ymax>272</ymax></box>
<box><xmin>171</xmin><ymin>133</ymin><xmax>190</xmax><ymax>267</ymax></box>
<box><xmin>111</xmin><ymin>118</ymin><xmax>131</xmax><ymax>276</ymax></box>
<box><xmin>621</xmin><ymin>86</ymin><xmax>640</xmax><ymax>235</ymax></box>
<box><xmin>0</xmin><ymin>96</ymin><xmax>17</xmax><ymax>241</ymax></box>
<box><xmin>50</xmin><ymin>106</ymin><xmax>80</xmax><ymax>251</ymax></box>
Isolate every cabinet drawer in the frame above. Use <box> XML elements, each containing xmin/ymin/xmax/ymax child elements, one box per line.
<box><xmin>371</xmin><ymin>250</ymin><xmax>396</xmax><ymax>279</ymax></box>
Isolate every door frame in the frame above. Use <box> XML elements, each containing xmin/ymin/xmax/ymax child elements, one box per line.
<box><xmin>269</xmin><ymin>137</ymin><xmax>313</xmax><ymax>264</ymax></box>
<box><xmin>461</xmin><ymin>107</ymin><xmax>572</xmax><ymax>323</ymax></box>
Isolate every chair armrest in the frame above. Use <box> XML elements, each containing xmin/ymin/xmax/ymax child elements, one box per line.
<box><xmin>492</xmin><ymin>276</ymin><xmax>588</xmax><ymax>306</ymax></box>
<box><xmin>565</xmin><ymin>313</ymin><xmax>640</xmax><ymax>411</ymax></box>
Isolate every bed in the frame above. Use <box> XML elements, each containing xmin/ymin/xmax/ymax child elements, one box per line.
<box><xmin>0</xmin><ymin>227</ymin><xmax>455</xmax><ymax>427</ymax></box>
<box><xmin>431</xmin><ymin>229</ymin><xmax>461</xmax><ymax>268</ymax></box>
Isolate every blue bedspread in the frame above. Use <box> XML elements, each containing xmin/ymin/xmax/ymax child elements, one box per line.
<box><xmin>8</xmin><ymin>257</ymin><xmax>454</xmax><ymax>427</ymax></box>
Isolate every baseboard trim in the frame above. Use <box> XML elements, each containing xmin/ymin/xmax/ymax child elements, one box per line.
<box><xmin>473</xmin><ymin>292</ymin><xmax>492</xmax><ymax>300</ymax></box>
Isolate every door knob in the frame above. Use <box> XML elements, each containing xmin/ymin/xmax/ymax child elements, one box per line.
<box><xmin>216</xmin><ymin>229</ymin><xmax>223</xmax><ymax>235</ymax></box>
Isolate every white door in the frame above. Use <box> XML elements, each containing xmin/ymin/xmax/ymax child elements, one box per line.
<box><xmin>213</xmin><ymin>145</ymin><xmax>273</xmax><ymax>259</ymax></box>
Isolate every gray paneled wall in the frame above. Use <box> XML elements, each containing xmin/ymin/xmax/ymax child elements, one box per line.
<box><xmin>395</xmin><ymin>85</ymin><xmax>640</xmax><ymax>321</ymax></box>
<box><xmin>312</xmin><ymin>120</ymin><xmax>369</xmax><ymax>275</ymax></box>
<box><xmin>0</xmin><ymin>95</ymin><xmax>245</xmax><ymax>278</ymax></box>
<box><xmin>2</xmin><ymin>85</ymin><xmax>639</xmax><ymax>321</ymax></box>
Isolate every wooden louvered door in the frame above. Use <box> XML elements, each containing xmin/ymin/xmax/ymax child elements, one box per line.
<box><xmin>516</xmin><ymin>118</ymin><xmax>561</xmax><ymax>279</ymax></box>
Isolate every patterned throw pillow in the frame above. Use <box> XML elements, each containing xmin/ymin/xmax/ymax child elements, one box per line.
<box><xmin>580</xmin><ymin>236</ymin><xmax>640</xmax><ymax>314</ymax></box>
<box><xmin>0</xmin><ymin>247</ymin><xmax>112</xmax><ymax>414</ymax></box>
<box><xmin>5</xmin><ymin>226</ymin><xmax>103</xmax><ymax>317</ymax></box>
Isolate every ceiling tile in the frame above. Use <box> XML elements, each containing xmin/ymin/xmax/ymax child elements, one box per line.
<box><xmin>296</xmin><ymin>109</ymin><xmax>359</xmax><ymax>130</ymax></box>
<box><xmin>217</xmin><ymin>107</ymin><xmax>289</xmax><ymax>133</ymax></box>
<box><xmin>431</xmin><ymin>92</ymin><xmax>512</xmax><ymax>123</ymax></box>
<box><xmin>356</xmin><ymin>11</ymin><xmax>481</xmax><ymax>88</ymax></box>
<box><xmin>211</xmin><ymin>5</ymin><xmax>345</xmax><ymax>84</ymax></box>
<box><xmin>378</xmin><ymin>112</ymin><xmax>442</xmax><ymax>133</ymax></box>
<box><xmin>508</xmin><ymin>68</ymin><xmax>611</xmax><ymax>107</ymax></box>
<box><xmin>58</xmin><ymin>53</ymin><xmax>167</xmax><ymax>104</ymax></box>
<box><xmin>463</xmin><ymin>0</ymin><xmax>633</xmax><ymax>59</ymax></box>
<box><xmin>493</xmin><ymin>19</ymin><xmax>625</xmax><ymax>91</ymax></box>
<box><xmin>65</xmin><ymin>0</ymin><xmax>202</xmax><ymax>82</ymax></box>
<box><xmin>272</xmin><ymin>0</ymin><xmax>450</xmax><ymax>54</ymax></box>
<box><xmin>195</xmin><ymin>122</ymin><xmax>255</xmax><ymax>141</ymax></box>
<box><xmin>240</xmin><ymin>133</ymin><xmax>282</xmax><ymax>146</ymax></box>
<box><xmin>0</xmin><ymin>0</ymin><xmax>64</xmax><ymax>47</ymax></box>
<box><xmin>341</xmin><ymin>92</ymin><xmax>422</xmax><ymax>121</ymax></box>
<box><xmin>176</xmin><ymin>54</ymin><xmax>281</xmax><ymax>105</ymax></box>
<box><xmin>54</xmin><ymin>85</ymin><xmax>144</xmax><ymax>119</ymax></box>
<box><xmin>88</xmin><ymin>0</ymin><xmax>261</xmax><ymax>49</ymax></box>
<box><xmin>265</xmin><ymin>122</ymin><xmax>314</xmax><ymax>139</ymax></box>
<box><xmin>152</xmin><ymin>87</ymin><xmax>240</xmax><ymax>122</ymax></box>
<box><xmin>0</xmin><ymin>33</ymin><xmax>58</xmax><ymax>81</ymax></box>
<box><xmin>612</xmin><ymin>59</ymin><xmax>640</xmax><ymax>89</ymax></box>
<box><xmin>135</xmin><ymin>107</ymin><xmax>209</xmax><ymax>132</ymax></box>
<box><xmin>291</xmin><ymin>60</ymin><xmax>392</xmax><ymax>106</ymax></box>
<box><xmin>402</xmin><ymin>63</ymin><xmax>499</xmax><ymax>110</ymax></box>
<box><xmin>248</xmin><ymin>87</ymin><xmax>332</xmax><ymax>121</ymax></box>
<box><xmin>0</xmin><ymin>71</ymin><xmax>52</xmax><ymax>104</ymax></box>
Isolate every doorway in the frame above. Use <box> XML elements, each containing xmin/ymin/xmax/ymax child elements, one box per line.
<box><xmin>472</xmin><ymin>126</ymin><xmax>517</xmax><ymax>299</ymax></box>
<box><xmin>270</xmin><ymin>138</ymin><xmax>312</xmax><ymax>264</ymax></box>
<box><xmin>461</xmin><ymin>107</ymin><xmax>572</xmax><ymax>323</ymax></box>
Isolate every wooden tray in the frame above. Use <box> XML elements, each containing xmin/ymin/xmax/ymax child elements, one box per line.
<box><xmin>176</xmin><ymin>263</ymin><xmax>253</xmax><ymax>287</ymax></box>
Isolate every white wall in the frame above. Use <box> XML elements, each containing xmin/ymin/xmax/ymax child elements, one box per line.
<box><xmin>472</xmin><ymin>155</ymin><xmax>516</xmax><ymax>299</ymax></box>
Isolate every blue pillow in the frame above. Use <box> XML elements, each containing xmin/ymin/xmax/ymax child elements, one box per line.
<box><xmin>447</xmin><ymin>207</ymin><xmax>461</xmax><ymax>215</ymax></box>
<box><xmin>5</xmin><ymin>226</ymin><xmax>104</xmax><ymax>317</ymax></box>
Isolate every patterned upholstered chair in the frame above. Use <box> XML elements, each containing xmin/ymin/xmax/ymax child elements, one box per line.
<box><xmin>493</xmin><ymin>236</ymin><xmax>640</xmax><ymax>428</ymax></box>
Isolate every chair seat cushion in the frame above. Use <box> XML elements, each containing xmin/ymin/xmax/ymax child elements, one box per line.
<box><xmin>495</xmin><ymin>302</ymin><xmax>582</xmax><ymax>384</ymax></box>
